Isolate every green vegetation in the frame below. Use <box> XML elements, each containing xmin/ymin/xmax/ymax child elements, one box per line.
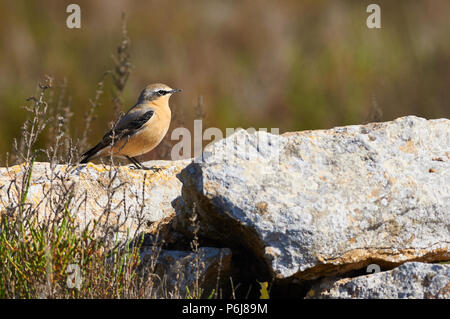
<box><xmin>0</xmin><ymin>187</ymin><xmax>143</xmax><ymax>298</ymax></box>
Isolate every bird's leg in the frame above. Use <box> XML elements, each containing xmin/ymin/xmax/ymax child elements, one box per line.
<box><xmin>126</xmin><ymin>156</ymin><xmax>162</xmax><ymax>172</ymax></box>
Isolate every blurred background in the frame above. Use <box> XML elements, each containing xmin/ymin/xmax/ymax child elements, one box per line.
<box><xmin>0</xmin><ymin>0</ymin><xmax>449</xmax><ymax>162</ymax></box>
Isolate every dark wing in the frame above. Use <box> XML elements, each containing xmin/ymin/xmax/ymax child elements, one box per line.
<box><xmin>79</xmin><ymin>110</ymin><xmax>154</xmax><ymax>163</ymax></box>
<box><xmin>102</xmin><ymin>109</ymin><xmax>154</xmax><ymax>143</ymax></box>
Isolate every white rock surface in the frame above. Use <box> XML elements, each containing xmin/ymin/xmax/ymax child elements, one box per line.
<box><xmin>307</xmin><ymin>262</ymin><xmax>450</xmax><ymax>299</ymax></box>
<box><xmin>0</xmin><ymin>159</ymin><xmax>190</xmax><ymax>240</ymax></box>
<box><xmin>177</xmin><ymin>116</ymin><xmax>450</xmax><ymax>280</ymax></box>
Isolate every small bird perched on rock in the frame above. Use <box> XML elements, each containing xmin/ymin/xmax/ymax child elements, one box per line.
<box><xmin>79</xmin><ymin>83</ymin><xmax>182</xmax><ymax>170</ymax></box>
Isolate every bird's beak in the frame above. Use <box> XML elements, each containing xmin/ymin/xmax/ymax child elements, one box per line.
<box><xmin>170</xmin><ymin>88</ymin><xmax>182</xmax><ymax>94</ymax></box>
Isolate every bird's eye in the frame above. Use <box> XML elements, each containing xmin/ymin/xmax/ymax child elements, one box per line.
<box><xmin>157</xmin><ymin>90</ymin><xmax>166</xmax><ymax>95</ymax></box>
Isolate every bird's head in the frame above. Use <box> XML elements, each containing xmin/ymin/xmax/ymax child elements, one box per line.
<box><xmin>138</xmin><ymin>83</ymin><xmax>182</xmax><ymax>104</ymax></box>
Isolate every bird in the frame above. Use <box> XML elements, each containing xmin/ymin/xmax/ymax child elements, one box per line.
<box><xmin>79</xmin><ymin>83</ymin><xmax>182</xmax><ymax>170</ymax></box>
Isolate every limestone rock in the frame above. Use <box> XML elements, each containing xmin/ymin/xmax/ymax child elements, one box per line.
<box><xmin>176</xmin><ymin>116</ymin><xmax>450</xmax><ymax>280</ymax></box>
<box><xmin>307</xmin><ymin>262</ymin><xmax>450</xmax><ymax>299</ymax></box>
<box><xmin>0</xmin><ymin>159</ymin><xmax>191</xmax><ymax>240</ymax></box>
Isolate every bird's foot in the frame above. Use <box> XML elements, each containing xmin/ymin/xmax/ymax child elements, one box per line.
<box><xmin>125</xmin><ymin>156</ymin><xmax>162</xmax><ymax>172</ymax></box>
<box><xmin>128</xmin><ymin>164</ymin><xmax>162</xmax><ymax>172</ymax></box>
<box><xmin>129</xmin><ymin>164</ymin><xmax>141</xmax><ymax>170</ymax></box>
<box><xmin>142</xmin><ymin>165</ymin><xmax>163</xmax><ymax>172</ymax></box>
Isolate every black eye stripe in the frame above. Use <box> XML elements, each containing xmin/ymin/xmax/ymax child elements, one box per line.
<box><xmin>141</xmin><ymin>89</ymin><xmax>170</xmax><ymax>101</ymax></box>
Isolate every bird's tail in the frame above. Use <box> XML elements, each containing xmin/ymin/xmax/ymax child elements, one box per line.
<box><xmin>79</xmin><ymin>143</ymin><xmax>104</xmax><ymax>164</ymax></box>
